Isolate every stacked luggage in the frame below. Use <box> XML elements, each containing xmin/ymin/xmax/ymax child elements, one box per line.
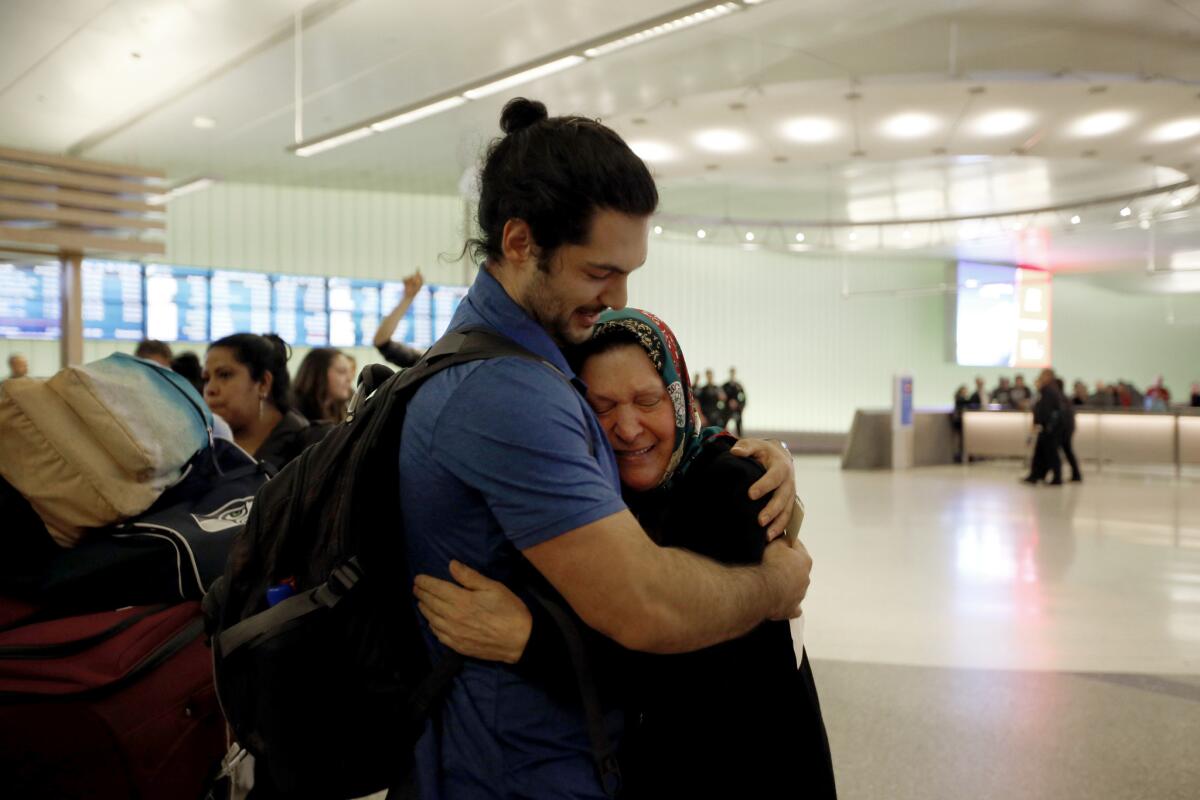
<box><xmin>0</xmin><ymin>354</ymin><xmax>269</xmax><ymax>799</ymax></box>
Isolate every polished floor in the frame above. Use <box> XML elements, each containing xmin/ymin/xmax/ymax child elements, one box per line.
<box><xmin>800</xmin><ymin>457</ymin><xmax>1200</xmax><ymax>800</ymax></box>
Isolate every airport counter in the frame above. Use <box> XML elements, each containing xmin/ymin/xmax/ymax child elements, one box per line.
<box><xmin>963</xmin><ymin>408</ymin><xmax>1200</xmax><ymax>471</ymax></box>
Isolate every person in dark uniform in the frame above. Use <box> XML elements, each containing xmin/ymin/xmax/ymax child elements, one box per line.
<box><xmin>1023</xmin><ymin>368</ymin><xmax>1064</xmax><ymax>485</ymax></box>
<box><xmin>696</xmin><ymin>368</ymin><xmax>726</xmax><ymax>428</ymax></box>
<box><xmin>372</xmin><ymin>270</ymin><xmax>426</xmax><ymax>368</ymax></box>
<box><xmin>722</xmin><ymin>367</ymin><xmax>747</xmax><ymax>436</ymax></box>
<box><xmin>967</xmin><ymin>376</ymin><xmax>987</xmax><ymax>408</ymax></box>
<box><xmin>412</xmin><ymin>309</ymin><xmax>836</xmax><ymax>799</ymax></box>
<box><xmin>1055</xmin><ymin>378</ymin><xmax>1082</xmax><ymax>482</ymax></box>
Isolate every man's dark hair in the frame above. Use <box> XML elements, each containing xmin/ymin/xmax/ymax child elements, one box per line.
<box><xmin>170</xmin><ymin>351</ymin><xmax>204</xmax><ymax>395</ymax></box>
<box><xmin>208</xmin><ymin>333</ymin><xmax>294</xmax><ymax>413</ymax></box>
<box><xmin>468</xmin><ymin>97</ymin><xmax>659</xmax><ymax>269</ymax></box>
<box><xmin>135</xmin><ymin>339</ymin><xmax>173</xmax><ymax>362</ymax></box>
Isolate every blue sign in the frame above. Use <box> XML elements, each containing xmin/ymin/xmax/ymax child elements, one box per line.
<box><xmin>83</xmin><ymin>260</ymin><xmax>143</xmax><ymax>340</ymax></box>
<box><xmin>900</xmin><ymin>376</ymin><xmax>913</xmax><ymax>427</ymax></box>
<box><xmin>145</xmin><ymin>264</ymin><xmax>210</xmax><ymax>343</ymax></box>
<box><xmin>0</xmin><ymin>262</ymin><xmax>61</xmax><ymax>340</ymax></box>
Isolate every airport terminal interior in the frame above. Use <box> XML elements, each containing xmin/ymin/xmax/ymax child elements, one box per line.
<box><xmin>0</xmin><ymin>1</ymin><xmax>1198</xmax><ymax>798</ymax></box>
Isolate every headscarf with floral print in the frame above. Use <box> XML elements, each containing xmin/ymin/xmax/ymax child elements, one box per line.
<box><xmin>588</xmin><ymin>308</ymin><xmax>729</xmax><ymax>489</ymax></box>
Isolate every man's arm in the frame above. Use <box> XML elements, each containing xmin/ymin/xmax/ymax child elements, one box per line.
<box><xmin>373</xmin><ymin>271</ymin><xmax>423</xmax><ymax>348</ymax></box>
<box><xmin>523</xmin><ymin>509</ymin><xmax>810</xmax><ymax>655</ymax></box>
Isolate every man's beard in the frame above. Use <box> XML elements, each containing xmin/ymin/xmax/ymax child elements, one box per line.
<box><xmin>522</xmin><ymin>277</ymin><xmax>595</xmax><ymax>347</ymax></box>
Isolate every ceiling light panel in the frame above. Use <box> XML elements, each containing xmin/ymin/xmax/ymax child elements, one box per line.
<box><xmin>780</xmin><ymin>116</ymin><xmax>840</xmax><ymax>143</ymax></box>
<box><xmin>1069</xmin><ymin>110</ymin><xmax>1134</xmax><ymax>137</ymax></box>
<box><xmin>462</xmin><ymin>56</ymin><xmax>586</xmax><ymax>100</ymax></box>
<box><xmin>693</xmin><ymin>128</ymin><xmax>750</xmax><ymax>153</ymax></box>
<box><xmin>371</xmin><ymin>97</ymin><xmax>467</xmax><ymax>132</ymax></box>
<box><xmin>970</xmin><ymin>110</ymin><xmax>1034</xmax><ymax>137</ymax></box>
<box><xmin>628</xmin><ymin>140</ymin><xmax>678</xmax><ymax>162</ymax></box>
<box><xmin>295</xmin><ymin>127</ymin><xmax>373</xmax><ymax>157</ymax></box>
<box><xmin>880</xmin><ymin>112</ymin><xmax>940</xmax><ymax>139</ymax></box>
<box><xmin>1149</xmin><ymin>118</ymin><xmax>1200</xmax><ymax>143</ymax></box>
<box><xmin>583</xmin><ymin>3</ymin><xmax>740</xmax><ymax>58</ymax></box>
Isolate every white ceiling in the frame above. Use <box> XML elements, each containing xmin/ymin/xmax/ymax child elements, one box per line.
<box><xmin>2</xmin><ymin>0</ymin><xmax>1200</xmax><ymax>275</ymax></box>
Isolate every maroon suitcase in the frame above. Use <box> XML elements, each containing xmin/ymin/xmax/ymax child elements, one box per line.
<box><xmin>0</xmin><ymin>601</ymin><xmax>227</xmax><ymax>799</ymax></box>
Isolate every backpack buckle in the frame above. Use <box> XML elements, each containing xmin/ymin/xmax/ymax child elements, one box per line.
<box><xmin>327</xmin><ymin>560</ymin><xmax>363</xmax><ymax>597</ymax></box>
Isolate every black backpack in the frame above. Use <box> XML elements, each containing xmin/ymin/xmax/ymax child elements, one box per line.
<box><xmin>204</xmin><ymin>327</ymin><xmax>621</xmax><ymax>799</ymax></box>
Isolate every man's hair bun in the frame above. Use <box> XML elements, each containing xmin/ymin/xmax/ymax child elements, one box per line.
<box><xmin>499</xmin><ymin>97</ymin><xmax>548</xmax><ymax>134</ymax></box>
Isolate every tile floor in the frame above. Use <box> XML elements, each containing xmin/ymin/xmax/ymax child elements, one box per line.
<box><xmin>800</xmin><ymin>457</ymin><xmax>1200</xmax><ymax>800</ymax></box>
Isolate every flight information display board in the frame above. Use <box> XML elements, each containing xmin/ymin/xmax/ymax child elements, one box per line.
<box><xmin>145</xmin><ymin>264</ymin><xmax>210</xmax><ymax>343</ymax></box>
<box><xmin>328</xmin><ymin>277</ymin><xmax>382</xmax><ymax>348</ymax></box>
<box><xmin>210</xmin><ymin>270</ymin><xmax>272</xmax><ymax>340</ymax></box>
<box><xmin>0</xmin><ymin>262</ymin><xmax>61</xmax><ymax>340</ymax></box>
<box><xmin>379</xmin><ymin>282</ymin><xmax>433</xmax><ymax>349</ymax></box>
<box><xmin>82</xmin><ymin>260</ymin><xmax>143</xmax><ymax>340</ymax></box>
<box><xmin>431</xmin><ymin>285</ymin><xmax>469</xmax><ymax>341</ymax></box>
<box><xmin>273</xmin><ymin>275</ymin><xmax>329</xmax><ymax>347</ymax></box>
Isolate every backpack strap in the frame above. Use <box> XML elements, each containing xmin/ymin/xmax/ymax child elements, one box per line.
<box><xmin>525</xmin><ymin>583</ymin><xmax>622</xmax><ymax>799</ymax></box>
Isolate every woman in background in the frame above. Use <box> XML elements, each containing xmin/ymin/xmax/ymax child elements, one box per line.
<box><xmin>202</xmin><ymin>333</ymin><xmax>327</xmax><ymax>470</ymax></box>
<box><xmin>293</xmin><ymin>347</ymin><xmax>354</xmax><ymax>424</ymax></box>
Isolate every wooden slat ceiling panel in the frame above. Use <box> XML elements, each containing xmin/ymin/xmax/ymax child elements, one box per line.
<box><xmin>0</xmin><ymin>182</ymin><xmax>159</xmax><ymax>213</ymax></box>
<box><xmin>0</xmin><ymin>200</ymin><xmax>165</xmax><ymax>230</ymax></box>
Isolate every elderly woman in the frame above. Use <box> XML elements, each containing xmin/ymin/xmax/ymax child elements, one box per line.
<box><xmin>415</xmin><ymin>309</ymin><xmax>835</xmax><ymax>799</ymax></box>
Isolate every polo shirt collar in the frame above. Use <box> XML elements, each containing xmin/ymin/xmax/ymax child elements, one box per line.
<box><xmin>461</xmin><ymin>266</ymin><xmax>578</xmax><ymax>380</ymax></box>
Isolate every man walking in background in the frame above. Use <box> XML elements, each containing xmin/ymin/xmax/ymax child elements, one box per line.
<box><xmin>723</xmin><ymin>367</ymin><xmax>747</xmax><ymax>436</ymax></box>
<box><xmin>1023</xmin><ymin>368</ymin><xmax>1065</xmax><ymax>486</ymax></box>
<box><xmin>1055</xmin><ymin>377</ymin><xmax>1082</xmax><ymax>482</ymax></box>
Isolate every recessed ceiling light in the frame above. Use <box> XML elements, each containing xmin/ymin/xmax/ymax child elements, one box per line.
<box><xmin>780</xmin><ymin>116</ymin><xmax>839</xmax><ymax>143</ymax></box>
<box><xmin>1139</xmin><ymin>219</ymin><xmax>1151</xmax><ymax>230</ymax></box>
<box><xmin>1120</xmin><ymin>206</ymin><xmax>1132</xmax><ymax>217</ymax></box>
<box><xmin>880</xmin><ymin>112</ymin><xmax>940</xmax><ymax>139</ymax></box>
<box><xmin>696</xmin><ymin>229</ymin><xmax>707</xmax><ymax>239</ymax></box>
<box><xmin>1149</xmin><ymin>118</ymin><xmax>1200</xmax><ymax>143</ymax></box>
<box><xmin>1171</xmin><ymin>197</ymin><xmax>1183</xmax><ymax>207</ymax></box>
<box><xmin>192</xmin><ymin>115</ymin><xmax>216</xmax><ymax>130</ymax></box>
<box><xmin>848</xmin><ymin>231</ymin><xmax>859</xmax><ymax>241</ymax></box>
<box><xmin>970</xmin><ymin>109</ymin><xmax>1034</xmax><ymax>137</ymax></box>
<box><xmin>693</xmin><ymin>128</ymin><xmax>749</xmax><ymax>153</ymax></box>
<box><xmin>744</xmin><ymin>232</ymin><xmax>755</xmax><ymax>242</ymax></box>
<box><xmin>795</xmin><ymin>232</ymin><xmax>805</xmax><ymax>242</ymax></box>
<box><xmin>653</xmin><ymin>225</ymin><xmax>663</xmax><ymax>234</ymax></box>
<box><xmin>1069</xmin><ymin>110</ymin><xmax>1134</xmax><ymax>137</ymax></box>
<box><xmin>628</xmin><ymin>140</ymin><xmax>678</xmax><ymax>162</ymax></box>
<box><xmin>1070</xmin><ymin>214</ymin><xmax>1081</xmax><ymax>224</ymax></box>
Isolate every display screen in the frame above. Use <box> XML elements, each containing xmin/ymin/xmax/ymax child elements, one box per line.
<box><xmin>83</xmin><ymin>260</ymin><xmax>143</xmax><ymax>340</ymax></box>
<box><xmin>145</xmin><ymin>264</ymin><xmax>209</xmax><ymax>343</ymax></box>
<box><xmin>328</xmin><ymin>277</ymin><xmax>382</xmax><ymax>348</ymax></box>
<box><xmin>210</xmin><ymin>270</ymin><xmax>272</xmax><ymax>340</ymax></box>
<box><xmin>273</xmin><ymin>275</ymin><xmax>328</xmax><ymax>347</ymax></box>
<box><xmin>955</xmin><ymin>262</ymin><xmax>1051</xmax><ymax>368</ymax></box>
<box><xmin>378</xmin><ymin>282</ymin><xmax>468</xmax><ymax>350</ymax></box>
<box><xmin>0</xmin><ymin>262</ymin><xmax>61</xmax><ymax>340</ymax></box>
<box><xmin>431</xmin><ymin>285</ymin><xmax>469</xmax><ymax>341</ymax></box>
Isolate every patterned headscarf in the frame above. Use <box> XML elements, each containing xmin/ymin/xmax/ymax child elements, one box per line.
<box><xmin>588</xmin><ymin>308</ymin><xmax>729</xmax><ymax>489</ymax></box>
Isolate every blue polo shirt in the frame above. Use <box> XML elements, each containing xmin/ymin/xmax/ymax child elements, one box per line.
<box><xmin>399</xmin><ymin>267</ymin><xmax>626</xmax><ymax>799</ymax></box>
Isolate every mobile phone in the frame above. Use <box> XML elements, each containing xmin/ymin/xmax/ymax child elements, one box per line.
<box><xmin>783</xmin><ymin>495</ymin><xmax>804</xmax><ymax>546</ymax></box>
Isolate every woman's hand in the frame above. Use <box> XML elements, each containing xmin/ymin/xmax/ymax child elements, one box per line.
<box><xmin>730</xmin><ymin>438</ymin><xmax>796</xmax><ymax>540</ymax></box>
<box><xmin>413</xmin><ymin>560</ymin><xmax>532</xmax><ymax>664</ymax></box>
<box><xmin>402</xmin><ymin>271</ymin><xmax>424</xmax><ymax>300</ymax></box>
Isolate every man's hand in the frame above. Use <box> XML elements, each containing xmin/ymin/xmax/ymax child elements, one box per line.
<box><xmin>413</xmin><ymin>560</ymin><xmax>532</xmax><ymax>664</ymax></box>
<box><xmin>730</xmin><ymin>438</ymin><xmax>796</xmax><ymax>540</ymax></box>
<box><xmin>403</xmin><ymin>270</ymin><xmax>425</xmax><ymax>300</ymax></box>
<box><xmin>762</xmin><ymin>537</ymin><xmax>812</xmax><ymax>620</ymax></box>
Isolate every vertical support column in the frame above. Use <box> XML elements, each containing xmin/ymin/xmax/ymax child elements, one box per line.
<box><xmin>60</xmin><ymin>250</ymin><xmax>83</xmax><ymax>367</ymax></box>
